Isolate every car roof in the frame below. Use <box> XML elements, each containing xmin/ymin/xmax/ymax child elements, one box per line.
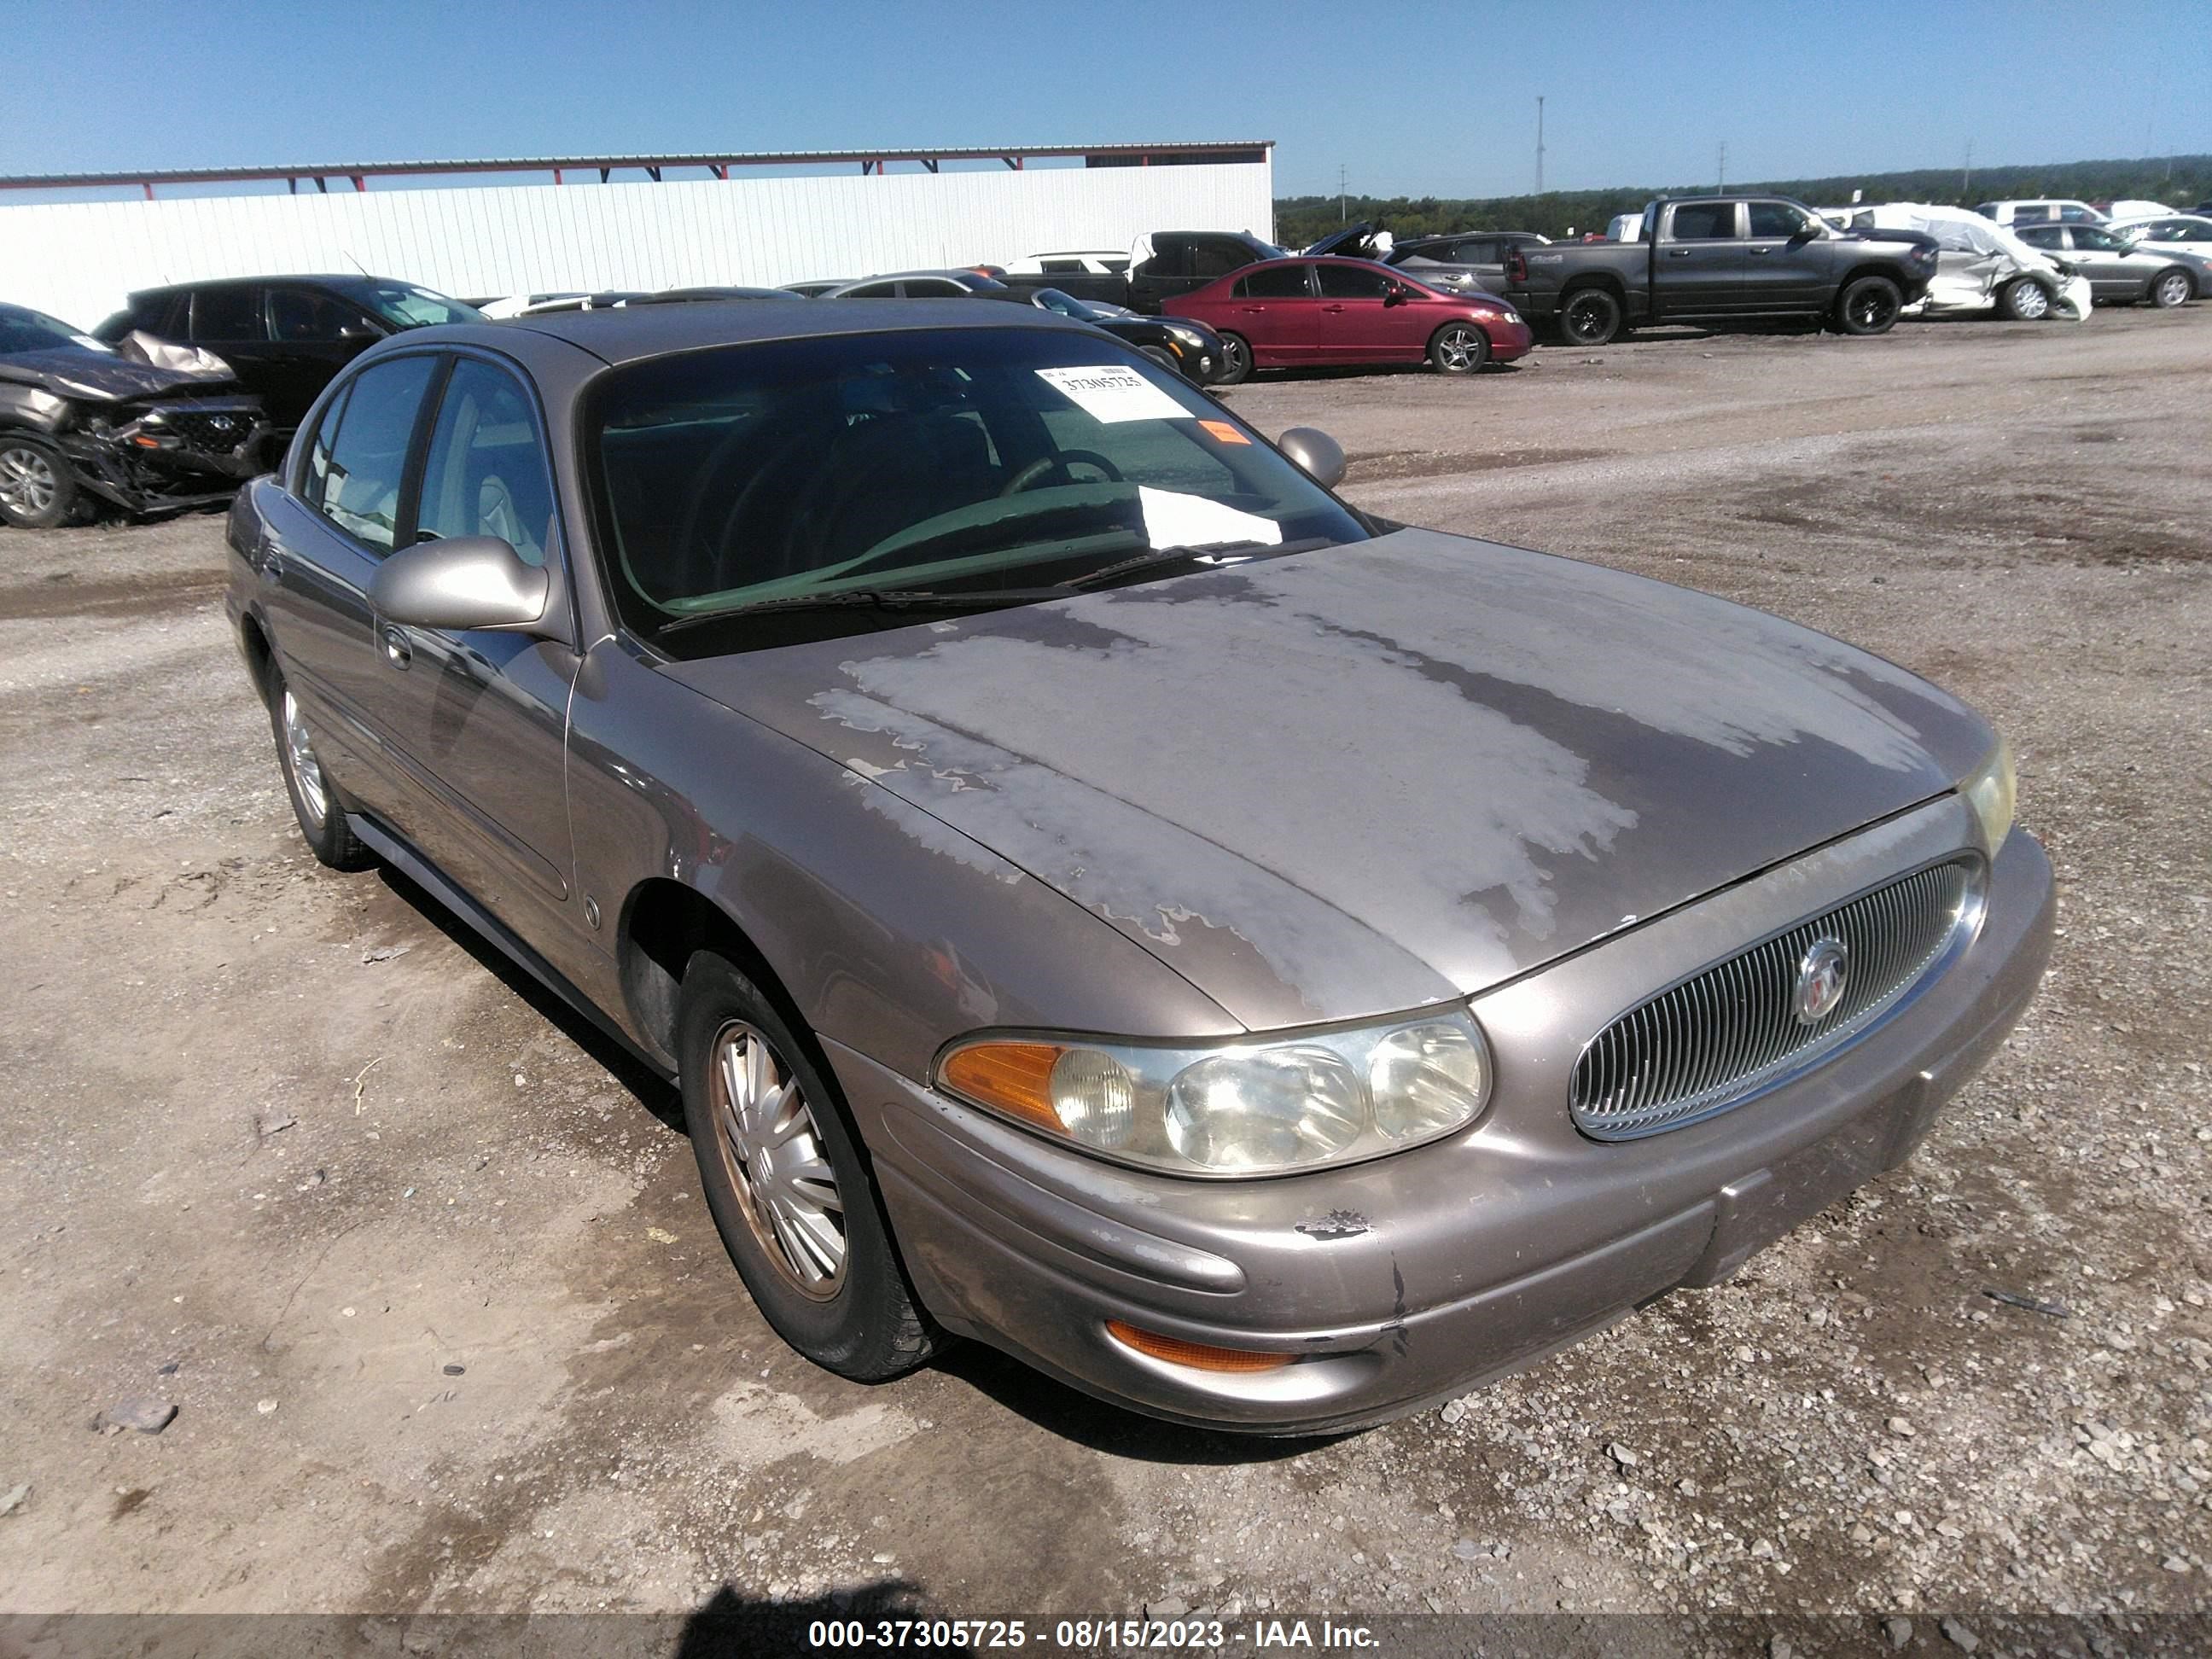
<box><xmin>401</xmin><ymin>298</ymin><xmax>1089</xmax><ymax>369</ymax></box>
<box><xmin>129</xmin><ymin>273</ymin><xmax>409</xmax><ymax>296</ymax></box>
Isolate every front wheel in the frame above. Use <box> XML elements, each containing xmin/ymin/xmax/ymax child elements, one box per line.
<box><xmin>1556</xmin><ymin>288</ymin><xmax>1622</xmax><ymax>346</ymax></box>
<box><xmin>1213</xmin><ymin>332</ymin><xmax>1253</xmax><ymax>385</ymax></box>
<box><xmin>678</xmin><ymin>951</ymin><xmax>942</xmax><ymax>1382</ymax></box>
<box><xmin>1428</xmin><ymin>322</ymin><xmax>1491</xmax><ymax>374</ymax></box>
<box><xmin>1999</xmin><ymin>276</ymin><xmax>2052</xmax><ymax>322</ymax></box>
<box><xmin>0</xmin><ymin>436</ymin><xmax>75</xmax><ymax>530</ymax></box>
<box><xmin>1836</xmin><ymin>275</ymin><xmax>1904</xmax><ymax>335</ymax></box>
<box><xmin>269</xmin><ymin>672</ymin><xmax>372</xmax><ymax>870</ymax></box>
<box><xmin>2151</xmin><ymin>269</ymin><xmax>2193</xmax><ymax>309</ymax></box>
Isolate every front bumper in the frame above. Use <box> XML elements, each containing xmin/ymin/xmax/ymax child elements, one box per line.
<box><xmin>1483</xmin><ymin>316</ymin><xmax>1536</xmax><ymax>362</ymax></box>
<box><xmin>829</xmin><ymin>800</ymin><xmax>2054</xmax><ymax>1434</ymax></box>
<box><xmin>57</xmin><ymin>396</ymin><xmax>272</xmax><ymax>516</ymax></box>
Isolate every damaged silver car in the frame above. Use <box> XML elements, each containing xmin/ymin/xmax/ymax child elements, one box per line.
<box><xmin>226</xmin><ymin>304</ymin><xmax>2053</xmax><ymax>1433</ymax></box>
<box><xmin>0</xmin><ymin>303</ymin><xmax>271</xmax><ymax>529</ymax></box>
<box><xmin>1823</xmin><ymin>205</ymin><xmax>2093</xmax><ymax>322</ymax></box>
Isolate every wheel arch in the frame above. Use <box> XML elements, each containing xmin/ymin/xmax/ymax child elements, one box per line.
<box><xmin>618</xmin><ymin>876</ymin><xmax>806</xmax><ymax>1075</ymax></box>
<box><xmin>236</xmin><ymin>609</ymin><xmax>278</xmax><ymax>707</ymax></box>
<box><xmin>1837</xmin><ymin>261</ymin><xmax>1910</xmax><ymax>295</ymax></box>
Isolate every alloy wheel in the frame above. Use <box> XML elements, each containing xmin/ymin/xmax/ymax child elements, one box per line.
<box><xmin>1435</xmin><ymin>326</ymin><xmax>1484</xmax><ymax>372</ymax></box>
<box><xmin>2012</xmin><ymin>282</ymin><xmax>2050</xmax><ymax>321</ymax></box>
<box><xmin>710</xmin><ymin>1020</ymin><xmax>847</xmax><ymax>1299</ymax></box>
<box><xmin>2155</xmin><ymin>272</ymin><xmax>2190</xmax><ymax>307</ymax></box>
<box><xmin>281</xmin><ymin>690</ymin><xmax>329</xmax><ymax>824</ymax></box>
<box><xmin>1222</xmin><ymin>337</ymin><xmax>1249</xmax><ymax>377</ymax></box>
<box><xmin>1850</xmin><ymin>288</ymin><xmax>1900</xmax><ymax>330</ymax></box>
<box><xmin>0</xmin><ymin>445</ymin><xmax>58</xmax><ymax>518</ymax></box>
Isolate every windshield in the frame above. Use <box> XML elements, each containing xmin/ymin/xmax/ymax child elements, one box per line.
<box><xmin>1031</xmin><ymin>288</ymin><xmax>1109</xmax><ymax>321</ymax></box>
<box><xmin>586</xmin><ymin>327</ymin><xmax>1366</xmax><ymax>649</ymax></box>
<box><xmin>0</xmin><ymin>305</ymin><xmax>103</xmax><ymax>356</ymax></box>
<box><xmin>350</xmin><ymin>283</ymin><xmax>483</xmax><ymax>330</ymax></box>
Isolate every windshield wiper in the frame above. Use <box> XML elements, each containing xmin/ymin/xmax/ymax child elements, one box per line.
<box><xmin>1064</xmin><ymin>537</ymin><xmax>1336</xmax><ymax>591</ymax></box>
<box><xmin>655</xmin><ymin>585</ymin><xmax>1070</xmax><ymax>638</ymax></box>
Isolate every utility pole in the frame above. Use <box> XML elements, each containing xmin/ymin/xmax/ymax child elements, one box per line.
<box><xmin>1717</xmin><ymin>141</ymin><xmax>1726</xmax><ymax>192</ymax></box>
<box><xmin>1963</xmin><ymin>138</ymin><xmax>1972</xmax><ymax>199</ymax></box>
<box><xmin>1338</xmin><ymin>163</ymin><xmax>1348</xmax><ymax>223</ymax></box>
<box><xmin>1536</xmin><ymin>96</ymin><xmax>1545</xmax><ymax>195</ymax></box>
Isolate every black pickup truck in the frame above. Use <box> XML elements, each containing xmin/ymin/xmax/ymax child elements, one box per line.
<box><xmin>1505</xmin><ymin>195</ymin><xmax>1937</xmax><ymax>346</ymax></box>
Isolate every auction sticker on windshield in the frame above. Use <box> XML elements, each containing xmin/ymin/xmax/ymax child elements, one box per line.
<box><xmin>1035</xmin><ymin>364</ymin><xmax>1188</xmax><ymax>423</ymax></box>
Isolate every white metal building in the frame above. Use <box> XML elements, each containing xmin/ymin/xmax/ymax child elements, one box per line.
<box><xmin>0</xmin><ymin>143</ymin><xmax>1276</xmax><ymax>327</ymax></box>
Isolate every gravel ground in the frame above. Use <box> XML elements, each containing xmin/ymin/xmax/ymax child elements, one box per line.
<box><xmin>1</xmin><ymin>306</ymin><xmax>2207</xmax><ymax>1640</ymax></box>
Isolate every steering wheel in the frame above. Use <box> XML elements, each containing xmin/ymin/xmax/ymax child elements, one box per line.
<box><xmin>997</xmin><ymin>449</ymin><xmax>1124</xmax><ymax>498</ymax></box>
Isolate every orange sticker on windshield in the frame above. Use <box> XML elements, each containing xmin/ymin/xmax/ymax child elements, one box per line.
<box><xmin>1198</xmin><ymin>420</ymin><xmax>1250</xmax><ymax>445</ymax></box>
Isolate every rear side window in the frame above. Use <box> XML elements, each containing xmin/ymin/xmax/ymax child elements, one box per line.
<box><xmin>2016</xmin><ymin>225</ymin><xmax>2065</xmax><ymax>250</ymax></box>
<box><xmin>1670</xmin><ymin>204</ymin><xmax>1740</xmax><ymax>241</ymax></box>
<box><xmin>1136</xmin><ymin>237</ymin><xmax>1191</xmax><ymax>278</ymax></box>
<box><xmin>841</xmin><ymin>282</ymin><xmax>901</xmax><ymax>299</ymax></box>
<box><xmin>416</xmin><ymin>359</ymin><xmax>556</xmax><ymax>568</ymax></box>
<box><xmin>2057</xmin><ymin>204</ymin><xmax>2098</xmax><ymax>223</ymax></box>
<box><xmin>317</xmin><ymin>354</ymin><xmax>439</xmax><ymax>552</ymax></box>
<box><xmin>1237</xmin><ymin>265</ymin><xmax>1313</xmax><ymax>299</ymax></box>
<box><xmin>2011</xmin><ymin>205</ymin><xmax>2054</xmax><ymax>223</ymax></box>
<box><xmin>191</xmin><ymin>287</ymin><xmax>265</xmax><ymax>342</ymax></box>
<box><xmin>1317</xmin><ymin>264</ymin><xmax>1393</xmax><ymax>299</ymax></box>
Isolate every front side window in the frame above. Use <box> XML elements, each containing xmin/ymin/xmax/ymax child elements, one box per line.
<box><xmin>1237</xmin><ymin>265</ymin><xmax>1313</xmax><ymax>299</ymax></box>
<box><xmin>586</xmin><ymin>329</ymin><xmax>1367</xmax><ymax>654</ymax></box>
<box><xmin>1317</xmin><ymin>263</ymin><xmax>1394</xmax><ymax>299</ymax></box>
<box><xmin>270</xmin><ymin>288</ymin><xmax>379</xmax><ymax>343</ymax></box>
<box><xmin>300</xmin><ymin>385</ymin><xmax>352</xmax><ymax>513</ymax></box>
<box><xmin>2057</xmin><ymin>205</ymin><xmax>2098</xmax><ymax>223</ymax></box>
<box><xmin>842</xmin><ymin>282</ymin><xmax>901</xmax><ymax>299</ymax></box>
<box><xmin>1747</xmin><ymin>202</ymin><xmax>1813</xmax><ymax>239</ymax></box>
<box><xmin>2071</xmin><ymin>228</ymin><xmax>2128</xmax><ymax>253</ymax></box>
<box><xmin>317</xmin><ymin>354</ymin><xmax>438</xmax><ymax>552</ymax></box>
<box><xmin>348</xmin><ymin>283</ymin><xmax>482</xmax><ymax>330</ymax></box>
<box><xmin>416</xmin><ymin>359</ymin><xmax>556</xmax><ymax>568</ymax></box>
<box><xmin>191</xmin><ymin>287</ymin><xmax>265</xmax><ymax>342</ymax></box>
<box><xmin>1670</xmin><ymin>203</ymin><xmax>1740</xmax><ymax>241</ymax></box>
<box><xmin>2016</xmin><ymin>225</ymin><xmax>2064</xmax><ymax>250</ymax></box>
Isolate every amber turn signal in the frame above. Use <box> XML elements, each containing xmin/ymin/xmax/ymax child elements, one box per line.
<box><xmin>1105</xmin><ymin>1320</ymin><xmax>1292</xmax><ymax>1373</ymax></box>
<box><xmin>939</xmin><ymin>1041</ymin><xmax>1066</xmax><ymax>1133</ymax></box>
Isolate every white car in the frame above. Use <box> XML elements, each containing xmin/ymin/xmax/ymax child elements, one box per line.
<box><xmin>1842</xmin><ymin>203</ymin><xmax>2092</xmax><ymax>321</ymax></box>
<box><xmin>2104</xmin><ymin>200</ymin><xmax>2175</xmax><ymax>221</ymax></box>
<box><xmin>1973</xmin><ymin>198</ymin><xmax>2106</xmax><ymax>227</ymax></box>
<box><xmin>2107</xmin><ymin>213</ymin><xmax>2212</xmax><ymax>262</ymax></box>
<box><xmin>476</xmin><ymin>292</ymin><xmax>590</xmax><ymax>320</ymax></box>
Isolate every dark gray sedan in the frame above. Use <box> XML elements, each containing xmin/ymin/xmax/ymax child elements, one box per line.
<box><xmin>225</xmin><ymin>303</ymin><xmax>2052</xmax><ymax>1432</ymax></box>
<box><xmin>2013</xmin><ymin>223</ymin><xmax>2206</xmax><ymax>306</ymax></box>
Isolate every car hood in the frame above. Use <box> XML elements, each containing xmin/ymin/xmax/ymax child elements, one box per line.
<box><xmin>664</xmin><ymin>530</ymin><xmax>1993</xmax><ymax>1032</ymax></box>
<box><xmin>0</xmin><ymin>344</ymin><xmax>236</xmax><ymax>403</ymax></box>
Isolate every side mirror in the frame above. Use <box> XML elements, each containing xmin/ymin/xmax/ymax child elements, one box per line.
<box><xmin>337</xmin><ymin>323</ymin><xmax>380</xmax><ymax>341</ymax></box>
<box><xmin>369</xmin><ymin>535</ymin><xmax>550</xmax><ymax>632</ymax></box>
<box><xmin>1278</xmin><ymin>427</ymin><xmax>1347</xmax><ymax>491</ymax></box>
<box><xmin>1382</xmin><ymin>286</ymin><xmax>1406</xmax><ymax>307</ymax></box>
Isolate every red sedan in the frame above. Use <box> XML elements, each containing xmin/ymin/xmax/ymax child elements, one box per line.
<box><xmin>1162</xmin><ymin>256</ymin><xmax>1534</xmax><ymax>383</ymax></box>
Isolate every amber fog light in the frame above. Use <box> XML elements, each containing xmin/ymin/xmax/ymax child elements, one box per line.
<box><xmin>1105</xmin><ymin>1320</ymin><xmax>1292</xmax><ymax>1373</ymax></box>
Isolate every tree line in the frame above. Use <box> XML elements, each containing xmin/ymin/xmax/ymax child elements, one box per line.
<box><xmin>1275</xmin><ymin>155</ymin><xmax>2212</xmax><ymax>247</ymax></box>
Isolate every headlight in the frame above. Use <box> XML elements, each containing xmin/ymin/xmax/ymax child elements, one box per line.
<box><xmin>937</xmin><ymin>1013</ymin><xmax>1492</xmax><ymax>1178</ymax></box>
<box><xmin>1164</xmin><ymin>323</ymin><xmax>1211</xmax><ymax>350</ymax></box>
<box><xmin>1960</xmin><ymin>734</ymin><xmax>2017</xmax><ymax>853</ymax></box>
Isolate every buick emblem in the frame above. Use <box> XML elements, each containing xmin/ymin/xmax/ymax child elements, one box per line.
<box><xmin>1794</xmin><ymin>937</ymin><xmax>1850</xmax><ymax>1024</ymax></box>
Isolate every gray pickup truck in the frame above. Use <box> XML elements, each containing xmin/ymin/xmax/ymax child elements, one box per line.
<box><xmin>1506</xmin><ymin>195</ymin><xmax>1938</xmax><ymax>346</ymax></box>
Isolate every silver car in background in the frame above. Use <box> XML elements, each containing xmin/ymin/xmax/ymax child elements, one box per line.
<box><xmin>225</xmin><ymin>303</ymin><xmax>2052</xmax><ymax>1432</ymax></box>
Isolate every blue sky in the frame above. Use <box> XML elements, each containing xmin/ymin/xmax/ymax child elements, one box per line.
<box><xmin>4</xmin><ymin>0</ymin><xmax>2205</xmax><ymax>199</ymax></box>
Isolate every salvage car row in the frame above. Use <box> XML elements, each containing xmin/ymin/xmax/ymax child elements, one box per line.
<box><xmin>4</xmin><ymin>194</ymin><xmax>2208</xmax><ymax>530</ymax></box>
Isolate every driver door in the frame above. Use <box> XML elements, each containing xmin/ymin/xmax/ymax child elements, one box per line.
<box><xmin>1741</xmin><ymin>201</ymin><xmax>1831</xmax><ymax>310</ymax></box>
<box><xmin>368</xmin><ymin>352</ymin><xmax>583</xmax><ymax>952</ymax></box>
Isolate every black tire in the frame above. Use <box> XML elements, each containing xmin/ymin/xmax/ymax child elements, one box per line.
<box><xmin>678</xmin><ymin>950</ymin><xmax>941</xmax><ymax>1382</ymax></box>
<box><xmin>1213</xmin><ymin>332</ymin><xmax>1253</xmax><ymax>386</ymax></box>
<box><xmin>1556</xmin><ymin>287</ymin><xmax>1623</xmax><ymax>347</ymax></box>
<box><xmin>0</xmin><ymin>435</ymin><xmax>76</xmax><ymax>530</ymax></box>
<box><xmin>267</xmin><ymin>669</ymin><xmax>373</xmax><ymax>870</ymax></box>
<box><xmin>2151</xmin><ymin>268</ymin><xmax>2193</xmax><ymax>309</ymax></box>
<box><xmin>1427</xmin><ymin>321</ymin><xmax>1491</xmax><ymax>374</ymax></box>
<box><xmin>1999</xmin><ymin>276</ymin><xmax>2053</xmax><ymax>323</ymax></box>
<box><xmin>1836</xmin><ymin>275</ymin><xmax>1904</xmax><ymax>335</ymax></box>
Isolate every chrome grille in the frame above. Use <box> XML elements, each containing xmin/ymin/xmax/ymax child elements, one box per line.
<box><xmin>1569</xmin><ymin>858</ymin><xmax>1978</xmax><ymax>1140</ymax></box>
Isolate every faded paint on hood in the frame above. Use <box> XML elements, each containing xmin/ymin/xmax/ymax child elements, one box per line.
<box><xmin>666</xmin><ymin>530</ymin><xmax>1992</xmax><ymax>1032</ymax></box>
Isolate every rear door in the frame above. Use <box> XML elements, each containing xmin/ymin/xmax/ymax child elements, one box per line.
<box><xmin>369</xmin><ymin>353</ymin><xmax>580</xmax><ymax>942</ymax></box>
<box><xmin>1654</xmin><ymin>202</ymin><xmax>1748</xmax><ymax>316</ymax></box>
<box><xmin>1741</xmin><ymin>200</ymin><xmax>1831</xmax><ymax>311</ymax></box>
<box><xmin>1225</xmin><ymin>263</ymin><xmax>1319</xmax><ymax>364</ymax></box>
<box><xmin>188</xmin><ymin>284</ymin><xmax>290</xmax><ymax>420</ymax></box>
<box><xmin>258</xmin><ymin>351</ymin><xmax>443</xmax><ymax>825</ymax></box>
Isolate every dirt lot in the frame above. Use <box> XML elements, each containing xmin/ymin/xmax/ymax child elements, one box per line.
<box><xmin>3</xmin><ymin>308</ymin><xmax>2208</xmax><ymax>1642</ymax></box>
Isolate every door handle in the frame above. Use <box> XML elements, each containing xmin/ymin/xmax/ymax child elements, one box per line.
<box><xmin>380</xmin><ymin>625</ymin><xmax>412</xmax><ymax>671</ymax></box>
<box><xmin>1320</xmin><ymin>304</ymin><xmax>1346</xmax><ymax>312</ymax></box>
<box><xmin>1667</xmin><ymin>248</ymin><xmax>1691</xmax><ymax>258</ymax></box>
<box><xmin>1237</xmin><ymin>306</ymin><xmax>1266</xmax><ymax>313</ymax></box>
<box><xmin>1749</xmin><ymin>247</ymin><xmax>1773</xmax><ymax>255</ymax></box>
